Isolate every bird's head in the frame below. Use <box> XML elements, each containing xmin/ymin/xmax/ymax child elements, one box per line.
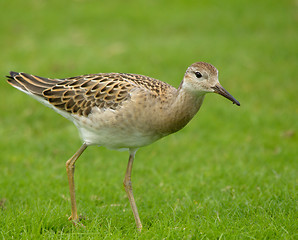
<box><xmin>181</xmin><ymin>62</ymin><xmax>240</xmax><ymax>106</ymax></box>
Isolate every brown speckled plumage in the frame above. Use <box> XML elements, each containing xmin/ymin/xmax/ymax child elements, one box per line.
<box><xmin>6</xmin><ymin>62</ymin><xmax>240</xmax><ymax>231</ymax></box>
<box><xmin>7</xmin><ymin>72</ymin><xmax>175</xmax><ymax>117</ymax></box>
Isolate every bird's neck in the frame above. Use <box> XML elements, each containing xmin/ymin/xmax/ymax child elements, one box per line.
<box><xmin>159</xmin><ymin>88</ymin><xmax>205</xmax><ymax>135</ymax></box>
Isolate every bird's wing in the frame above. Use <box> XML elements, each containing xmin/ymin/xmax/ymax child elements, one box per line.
<box><xmin>7</xmin><ymin>72</ymin><xmax>175</xmax><ymax>117</ymax></box>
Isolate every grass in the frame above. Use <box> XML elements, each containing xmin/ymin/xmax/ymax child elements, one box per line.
<box><xmin>0</xmin><ymin>0</ymin><xmax>297</xmax><ymax>239</ymax></box>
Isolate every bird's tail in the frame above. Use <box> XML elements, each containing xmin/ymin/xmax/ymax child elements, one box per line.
<box><xmin>6</xmin><ymin>71</ymin><xmax>58</xmax><ymax>97</ymax></box>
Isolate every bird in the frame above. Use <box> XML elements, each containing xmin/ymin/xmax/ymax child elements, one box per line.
<box><xmin>6</xmin><ymin>62</ymin><xmax>240</xmax><ymax>231</ymax></box>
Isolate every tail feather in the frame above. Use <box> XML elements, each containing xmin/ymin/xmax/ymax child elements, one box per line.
<box><xmin>6</xmin><ymin>72</ymin><xmax>59</xmax><ymax>97</ymax></box>
<box><xmin>6</xmin><ymin>71</ymin><xmax>76</xmax><ymax>120</ymax></box>
<box><xmin>9</xmin><ymin>71</ymin><xmax>19</xmax><ymax>78</ymax></box>
<box><xmin>7</xmin><ymin>72</ymin><xmax>29</xmax><ymax>93</ymax></box>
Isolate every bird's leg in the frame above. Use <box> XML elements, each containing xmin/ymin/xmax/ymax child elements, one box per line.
<box><xmin>123</xmin><ymin>150</ymin><xmax>142</xmax><ymax>231</ymax></box>
<box><xmin>65</xmin><ymin>143</ymin><xmax>88</xmax><ymax>223</ymax></box>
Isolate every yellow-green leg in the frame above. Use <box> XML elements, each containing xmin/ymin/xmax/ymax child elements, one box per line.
<box><xmin>65</xmin><ymin>143</ymin><xmax>87</xmax><ymax>222</ymax></box>
<box><xmin>123</xmin><ymin>150</ymin><xmax>142</xmax><ymax>231</ymax></box>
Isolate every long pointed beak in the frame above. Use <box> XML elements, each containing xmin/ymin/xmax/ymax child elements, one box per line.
<box><xmin>211</xmin><ymin>84</ymin><xmax>240</xmax><ymax>106</ymax></box>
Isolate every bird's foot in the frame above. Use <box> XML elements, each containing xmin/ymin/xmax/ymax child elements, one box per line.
<box><xmin>136</xmin><ymin>223</ymin><xmax>143</xmax><ymax>232</ymax></box>
<box><xmin>68</xmin><ymin>215</ymin><xmax>86</xmax><ymax>228</ymax></box>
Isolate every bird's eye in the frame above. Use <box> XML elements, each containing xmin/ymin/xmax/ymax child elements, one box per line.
<box><xmin>195</xmin><ymin>71</ymin><xmax>202</xmax><ymax>78</ymax></box>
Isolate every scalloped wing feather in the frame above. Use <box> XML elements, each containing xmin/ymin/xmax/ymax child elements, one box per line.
<box><xmin>7</xmin><ymin>72</ymin><xmax>175</xmax><ymax>117</ymax></box>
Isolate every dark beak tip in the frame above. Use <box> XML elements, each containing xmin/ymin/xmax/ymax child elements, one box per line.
<box><xmin>212</xmin><ymin>85</ymin><xmax>240</xmax><ymax>107</ymax></box>
<box><xmin>234</xmin><ymin>101</ymin><xmax>240</xmax><ymax>106</ymax></box>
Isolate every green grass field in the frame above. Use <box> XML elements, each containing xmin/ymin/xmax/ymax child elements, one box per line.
<box><xmin>0</xmin><ymin>0</ymin><xmax>297</xmax><ymax>239</ymax></box>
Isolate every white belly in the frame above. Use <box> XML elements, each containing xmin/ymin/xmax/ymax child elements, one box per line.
<box><xmin>72</xmin><ymin>106</ymin><xmax>164</xmax><ymax>150</ymax></box>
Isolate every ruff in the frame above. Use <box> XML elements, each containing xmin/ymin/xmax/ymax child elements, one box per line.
<box><xmin>7</xmin><ymin>62</ymin><xmax>240</xmax><ymax>231</ymax></box>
